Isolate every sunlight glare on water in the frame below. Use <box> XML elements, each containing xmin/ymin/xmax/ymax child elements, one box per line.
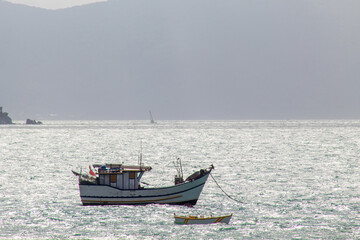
<box><xmin>1</xmin><ymin>120</ymin><xmax>360</xmax><ymax>239</ymax></box>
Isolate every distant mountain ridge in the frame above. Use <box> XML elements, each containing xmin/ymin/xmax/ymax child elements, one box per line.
<box><xmin>3</xmin><ymin>0</ymin><xmax>108</xmax><ymax>10</ymax></box>
<box><xmin>1</xmin><ymin>0</ymin><xmax>360</xmax><ymax>120</ymax></box>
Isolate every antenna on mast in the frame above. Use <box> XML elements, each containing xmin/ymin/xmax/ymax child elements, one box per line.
<box><xmin>139</xmin><ymin>140</ymin><xmax>143</xmax><ymax>171</ymax></box>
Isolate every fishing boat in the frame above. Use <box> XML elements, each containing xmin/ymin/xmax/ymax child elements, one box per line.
<box><xmin>73</xmin><ymin>158</ymin><xmax>214</xmax><ymax>206</ymax></box>
<box><xmin>174</xmin><ymin>214</ymin><xmax>232</xmax><ymax>224</ymax></box>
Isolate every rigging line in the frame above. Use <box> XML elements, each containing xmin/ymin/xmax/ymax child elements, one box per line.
<box><xmin>210</xmin><ymin>172</ymin><xmax>244</xmax><ymax>204</ymax></box>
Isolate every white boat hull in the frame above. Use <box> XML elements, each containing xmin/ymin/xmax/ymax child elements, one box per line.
<box><xmin>79</xmin><ymin>172</ymin><xmax>210</xmax><ymax>205</ymax></box>
<box><xmin>174</xmin><ymin>214</ymin><xmax>232</xmax><ymax>224</ymax></box>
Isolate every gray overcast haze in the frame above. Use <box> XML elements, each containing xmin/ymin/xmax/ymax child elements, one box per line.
<box><xmin>1</xmin><ymin>0</ymin><xmax>360</xmax><ymax>120</ymax></box>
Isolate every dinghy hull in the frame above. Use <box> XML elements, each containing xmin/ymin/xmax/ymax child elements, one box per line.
<box><xmin>174</xmin><ymin>214</ymin><xmax>232</xmax><ymax>224</ymax></box>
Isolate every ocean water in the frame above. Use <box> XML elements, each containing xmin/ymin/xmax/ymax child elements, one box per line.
<box><xmin>1</xmin><ymin>120</ymin><xmax>360</xmax><ymax>239</ymax></box>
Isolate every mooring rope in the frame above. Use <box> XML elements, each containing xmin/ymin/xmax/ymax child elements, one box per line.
<box><xmin>210</xmin><ymin>172</ymin><xmax>244</xmax><ymax>204</ymax></box>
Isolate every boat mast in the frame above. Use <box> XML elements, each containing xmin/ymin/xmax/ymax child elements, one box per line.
<box><xmin>149</xmin><ymin>111</ymin><xmax>155</xmax><ymax>124</ymax></box>
<box><xmin>178</xmin><ymin>158</ymin><xmax>183</xmax><ymax>179</ymax></box>
<box><xmin>174</xmin><ymin>158</ymin><xmax>184</xmax><ymax>184</ymax></box>
<box><xmin>138</xmin><ymin>140</ymin><xmax>143</xmax><ymax>171</ymax></box>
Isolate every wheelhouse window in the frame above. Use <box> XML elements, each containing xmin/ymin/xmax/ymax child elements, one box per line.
<box><xmin>111</xmin><ymin>175</ymin><xmax>117</xmax><ymax>183</ymax></box>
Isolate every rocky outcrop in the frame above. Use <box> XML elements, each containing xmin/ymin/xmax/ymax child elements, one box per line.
<box><xmin>0</xmin><ymin>107</ymin><xmax>13</xmax><ymax>124</ymax></box>
<box><xmin>26</xmin><ymin>119</ymin><xmax>42</xmax><ymax>125</ymax></box>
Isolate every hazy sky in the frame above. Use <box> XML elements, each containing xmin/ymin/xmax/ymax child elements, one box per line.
<box><xmin>1</xmin><ymin>0</ymin><xmax>360</xmax><ymax>120</ymax></box>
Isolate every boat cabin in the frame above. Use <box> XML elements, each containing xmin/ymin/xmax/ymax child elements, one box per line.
<box><xmin>92</xmin><ymin>164</ymin><xmax>152</xmax><ymax>190</ymax></box>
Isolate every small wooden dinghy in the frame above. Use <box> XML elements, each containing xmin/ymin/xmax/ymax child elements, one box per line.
<box><xmin>174</xmin><ymin>213</ymin><xmax>232</xmax><ymax>224</ymax></box>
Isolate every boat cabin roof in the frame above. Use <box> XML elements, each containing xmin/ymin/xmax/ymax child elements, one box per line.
<box><xmin>93</xmin><ymin>164</ymin><xmax>152</xmax><ymax>173</ymax></box>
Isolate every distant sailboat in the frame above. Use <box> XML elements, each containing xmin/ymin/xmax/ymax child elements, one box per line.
<box><xmin>149</xmin><ymin>111</ymin><xmax>155</xmax><ymax>124</ymax></box>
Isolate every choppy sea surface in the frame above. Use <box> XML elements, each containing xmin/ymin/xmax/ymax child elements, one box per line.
<box><xmin>1</xmin><ymin>120</ymin><xmax>360</xmax><ymax>239</ymax></box>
